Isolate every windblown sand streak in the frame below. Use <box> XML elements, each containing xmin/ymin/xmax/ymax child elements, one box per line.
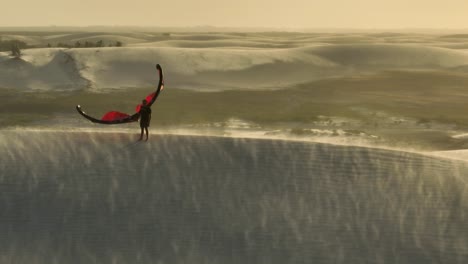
<box><xmin>0</xmin><ymin>130</ymin><xmax>467</xmax><ymax>263</ymax></box>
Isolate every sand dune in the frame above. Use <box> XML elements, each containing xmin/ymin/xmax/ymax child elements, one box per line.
<box><xmin>0</xmin><ymin>49</ymin><xmax>88</xmax><ymax>90</ymax></box>
<box><xmin>0</xmin><ymin>34</ymin><xmax>42</xmax><ymax>46</ymax></box>
<box><xmin>169</xmin><ymin>33</ymin><xmax>239</xmax><ymax>41</ymax></box>
<box><xmin>2</xmin><ymin>31</ymin><xmax>468</xmax><ymax>91</ymax></box>
<box><xmin>1</xmin><ymin>130</ymin><xmax>467</xmax><ymax>263</ymax></box>
<box><xmin>2</xmin><ymin>41</ymin><xmax>468</xmax><ymax>91</ymax></box>
<box><xmin>129</xmin><ymin>39</ymin><xmax>298</xmax><ymax>49</ymax></box>
<box><xmin>310</xmin><ymin>44</ymin><xmax>468</xmax><ymax>68</ymax></box>
<box><xmin>2</xmin><ymin>31</ymin><xmax>468</xmax><ymax>264</ymax></box>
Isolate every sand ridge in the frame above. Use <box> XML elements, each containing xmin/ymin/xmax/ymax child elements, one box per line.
<box><xmin>2</xmin><ymin>32</ymin><xmax>468</xmax><ymax>91</ymax></box>
<box><xmin>1</xmin><ymin>129</ymin><xmax>468</xmax><ymax>263</ymax></box>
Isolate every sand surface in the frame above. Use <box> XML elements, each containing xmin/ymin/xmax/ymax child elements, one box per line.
<box><xmin>2</xmin><ymin>30</ymin><xmax>468</xmax><ymax>263</ymax></box>
<box><xmin>1</xmin><ymin>130</ymin><xmax>468</xmax><ymax>263</ymax></box>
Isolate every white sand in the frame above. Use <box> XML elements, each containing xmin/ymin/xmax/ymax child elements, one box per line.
<box><xmin>2</xmin><ymin>32</ymin><xmax>468</xmax><ymax>91</ymax></box>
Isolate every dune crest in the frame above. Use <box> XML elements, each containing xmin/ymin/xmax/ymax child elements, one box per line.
<box><xmin>1</xmin><ymin>40</ymin><xmax>468</xmax><ymax>91</ymax></box>
<box><xmin>0</xmin><ymin>49</ymin><xmax>88</xmax><ymax>90</ymax></box>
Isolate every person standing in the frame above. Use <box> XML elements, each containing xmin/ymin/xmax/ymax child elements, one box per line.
<box><xmin>138</xmin><ymin>99</ymin><xmax>152</xmax><ymax>141</ymax></box>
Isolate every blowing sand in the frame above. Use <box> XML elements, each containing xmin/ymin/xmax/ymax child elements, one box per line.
<box><xmin>1</xmin><ymin>130</ymin><xmax>468</xmax><ymax>263</ymax></box>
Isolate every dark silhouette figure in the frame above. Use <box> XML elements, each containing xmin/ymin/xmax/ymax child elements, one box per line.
<box><xmin>139</xmin><ymin>99</ymin><xmax>152</xmax><ymax>141</ymax></box>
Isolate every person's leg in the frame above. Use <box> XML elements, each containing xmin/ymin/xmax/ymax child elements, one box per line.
<box><xmin>139</xmin><ymin>126</ymin><xmax>144</xmax><ymax>140</ymax></box>
<box><xmin>145</xmin><ymin>127</ymin><xmax>149</xmax><ymax>141</ymax></box>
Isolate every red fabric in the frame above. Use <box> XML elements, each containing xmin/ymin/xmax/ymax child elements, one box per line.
<box><xmin>101</xmin><ymin>111</ymin><xmax>130</xmax><ymax>121</ymax></box>
<box><xmin>135</xmin><ymin>92</ymin><xmax>156</xmax><ymax>112</ymax></box>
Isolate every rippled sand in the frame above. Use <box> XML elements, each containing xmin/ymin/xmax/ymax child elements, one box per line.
<box><xmin>1</xmin><ymin>130</ymin><xmax>467</xmax><ymax>263</ymax></box>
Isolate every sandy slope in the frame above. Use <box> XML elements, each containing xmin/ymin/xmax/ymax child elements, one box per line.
<box><xmin>1</xmin><ymin>38</ymin><xmax>468</xmax><ymax>91</ymax></box>
<box><xmin>2</xmin><ymin>31</ymin><xmax>468</xmax><ymax>153</ymax></box>
<box><xmin>0</xmin><ymin>49</ymin><xmax>88</xmax><ymax>90</ymax></box>
<box><xmin>1</xmin><ymin>129</ymin><xmax>468</xmax><ymax>263</ymax></box>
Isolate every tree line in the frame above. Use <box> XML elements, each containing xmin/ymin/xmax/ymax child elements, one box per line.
<box><xmin>0</xmin><ymin>39</ymin><xmax>123</xmax><ymax>58</ymax></box>
<box><xmin>0</xmin><ymin>40</ymin><xmax>28</xmax><ymax>57</ymax></box>
<box><xmin>50</xmin><ymin>40</ymin><xmax>123</xmax><ymax>48</ymax></box>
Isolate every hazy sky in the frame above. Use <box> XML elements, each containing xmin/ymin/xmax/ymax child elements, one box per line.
<box><xmin>2</xmin><ymin>0</ymin><xmax>467</xmax><ymax>29</ymax></box>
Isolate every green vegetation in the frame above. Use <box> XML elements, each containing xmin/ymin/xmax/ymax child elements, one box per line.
<box><xmin>0</xmin><ymin>38</ymin><xmax>123</xmax><ymax>52</ymax></box>
<box><xmin>0</xmin><ymin>40</ymin><xmax>27</xmax><ymax>56</ymax></box>
<box><xmin>53</xmin><ymin>40</ymin><xmax>123</xmax><ymax>48</ymax></box>
<box><xmin>0</xmin><ymin>40</ymin><xmax>27</xmax><ymax>51</ymax></box>
<box><xmin>10</xmin><ymin>43</ymin><xmax>21</xmax><ymax>57</ymax></box>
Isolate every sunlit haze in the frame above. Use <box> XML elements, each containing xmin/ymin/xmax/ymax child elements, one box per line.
<box><xmin>1</xmin><ymin>0</ymin><xmax>468</xmax><ymax>29</ymax></box>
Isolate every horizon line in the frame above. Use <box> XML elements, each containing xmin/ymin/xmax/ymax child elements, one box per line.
<box><xmin>1</xmin><ymin>25</ymin><xmax>468</xmax><ymax>32</ymax></box>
